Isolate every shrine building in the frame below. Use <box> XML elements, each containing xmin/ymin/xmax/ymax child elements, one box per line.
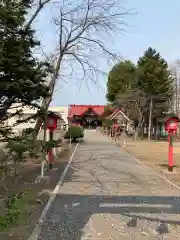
<box><xmin>68</xmin><ymin>104</ymin><xmax>106</xmax><ymax>128</ymax></box>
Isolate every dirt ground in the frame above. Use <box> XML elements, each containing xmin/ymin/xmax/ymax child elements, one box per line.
<box><xmin>0</xmin><ymin>143</ymin><xmax>76</xmax><ymax>240</ymax></box>
<box><xmin>118</xmin><ymin>137</ymin><xmax>180</xmax><ymax>184</ymax></box>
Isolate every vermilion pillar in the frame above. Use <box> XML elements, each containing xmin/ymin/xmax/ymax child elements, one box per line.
<box><xmin>168</xmin><ymin>132</ymin><xmax>173</xmax><ymax>172</ymax></box>
<box><xmin>48</xmin><ymin>130</ymin><xmax>53</xmax><ymax>170</ymax></box>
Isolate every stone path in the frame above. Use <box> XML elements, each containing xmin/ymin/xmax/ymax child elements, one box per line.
<box><xmin>37</xmin><ymin>130</ymin><xmax>180</xmax><ymax>239</ymax></box>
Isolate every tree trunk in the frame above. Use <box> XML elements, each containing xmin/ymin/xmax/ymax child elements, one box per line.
<box><xmin>136</xmin><ymin>113</ymin><xmax>143</xmax><ymax>139</ymax></box>
<box><xmin>140</xmin><ymin>122</ymin><xmax>145</xmax><ymax>139</ymax></box>
<box><xmin>148</xmin><ymin>97</ymin><xmax>153</xmax><ymax>140</ymax></box>
<box><xmin>13</xmin><ymin>157</ymin><xmax>18</xmax><ymax>177</ymax></box>
<box><xmin>41</xmin><ymin>109</ymin><xmax>48</xmax><ymax>177</ymax></box>
<box><xmin>34</xmin><ymin>55</ymin><xmax>63</xmax><ymax>138</ymax></box>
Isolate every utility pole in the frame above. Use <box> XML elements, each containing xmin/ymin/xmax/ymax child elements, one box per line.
<box><xmin>148</xmin><ymin>97</ymin><xmax>153</xmax><ymax>140</ymax></box>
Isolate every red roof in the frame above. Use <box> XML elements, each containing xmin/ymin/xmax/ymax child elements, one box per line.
<box><xmin>68</xmin><ymin>105</ymin><xmax>105</xmax><ymax>118</ymax></box>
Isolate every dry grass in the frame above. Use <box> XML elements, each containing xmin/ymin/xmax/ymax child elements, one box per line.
<box><xmin>119</xmin><ymin>137</ymin><xmax>180</xmax><ymax>184</ymax></box>
<box><xmin>0</xmin><ymin>143</ymin><xmax>76</xmax><ymax>240</ymax></box>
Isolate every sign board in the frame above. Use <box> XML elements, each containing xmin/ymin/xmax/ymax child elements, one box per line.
<box><xmin>165</xmin><ymin>117</ymin><xmax>178</xmax><ymax>133</ymax></box>
<box><xmin>47</xmin><ymin>116</ymin><xmax>57</xmax><ymax>131</ymax></box>
<box><xmin>113</xmin><ymin>123</ymin><xmax>119</xmax><ymax>129</ymax></box>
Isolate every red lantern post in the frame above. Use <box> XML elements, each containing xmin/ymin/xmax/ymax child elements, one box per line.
<box><xmin>165</xmin><ymin>117</ymin><xmax>178</xmax><ymax>172</ymax></box>
<box><xmin>47</xmin><ymin>113</ymin><xmax>58</xmax><ymax>169</ymax></box>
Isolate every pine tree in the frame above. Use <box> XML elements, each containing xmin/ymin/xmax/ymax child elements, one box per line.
<box><xmin>0</xmin><ymin>0</ymin><xmax>50</xmax><ymax>123</ymax></box>
<box><xmin>137</xmin><ymin>47</ymin><xmax>173</xmax><ymax>117</ymax></box>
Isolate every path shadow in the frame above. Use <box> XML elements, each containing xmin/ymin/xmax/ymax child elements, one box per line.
<box><xmin>38</xmin><ymin>193</ymin><xmax>180</xmax><ymax>239</ymax></box>
<box><xmin>159</xmin><ymin>163</ymin><xmax>179</xmax><ymax>168</ymax></box>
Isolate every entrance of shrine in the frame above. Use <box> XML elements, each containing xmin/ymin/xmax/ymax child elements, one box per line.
<box><xmin>72</xmin><ymin>107</ymin><xmax>102</xmax><ymax>129</ymax></box>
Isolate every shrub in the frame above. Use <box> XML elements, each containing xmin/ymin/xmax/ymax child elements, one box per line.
<box><xmin>0</xmin><ymin>191</ymin><xmax>26</xmax><ymax>231</ymax></box>
<box><xmin>64</xmin><ymin>125</ymin><xmax>84</xmax><ymax>141</ymax></box>
<box><xmin>5</xmin><ymin>129</ymin><xmax>41</xmax><ymax>175</ymax></box>
<box><xmin>44</xmin><ymin>140</ymin><xmax>58</xmax><ymax>152</ymax></box>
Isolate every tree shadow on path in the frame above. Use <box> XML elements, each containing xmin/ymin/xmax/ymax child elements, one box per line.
<box><xmin>38</xmin><ymin>193</ymin><xmax>180</xmax><ymax>240</ymax></box>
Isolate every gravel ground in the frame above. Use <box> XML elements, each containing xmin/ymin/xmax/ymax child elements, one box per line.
<box><xmin>36</xmin><ymin>130</ymin><xmax>180</xmax><ymax>240</ymax></box>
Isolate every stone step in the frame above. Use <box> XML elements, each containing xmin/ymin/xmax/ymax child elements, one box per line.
<box><xmin>124</xmin><ymin>215</ymin><xmax>180</xmax><ymax>239</ymax></box>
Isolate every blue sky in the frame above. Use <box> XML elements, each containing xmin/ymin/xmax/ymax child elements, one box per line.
<box><xmin>34</xmin><ymin>0</ymin><xmax>180</xmax><ymax>106</ymax></box>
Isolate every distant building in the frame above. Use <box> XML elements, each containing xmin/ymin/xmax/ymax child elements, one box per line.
<box><xmin>6</xmin><ymin>104</ymin><xmax>68</xmax><ymax>135</ymax></box>
<box><xmin>6</xmin><ymin>104</ymin><xmax>37</xmax><ymax>134</ymax></box>
<box><xmin>106</xmin><ymin>107</ymin><xmax>133</xmax><ymax>133</ymax></box>
<box><xmin>49</xmin><ymin>106</ymin><xmax>68</xmax><ymax>125</ymax></box>
<box><xmin>68</xmin><ymin>104</ymin><xmax>106</xmax><ymax>128</ymax></box>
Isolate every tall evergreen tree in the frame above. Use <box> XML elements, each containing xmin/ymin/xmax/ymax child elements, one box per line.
<box><xmin>137</xmin><ymin>47</ymin><xmax>173</xmax><ymax>116</ymax></box>
<box><xmin>0</xmin><ymin>0</ymin><xmax>50</xmax><ymax>124</ymax></box>
<box><xmin>106</xmin><ymin>60</ymin><xmax>137</xmax><ymax>104</ymax></box>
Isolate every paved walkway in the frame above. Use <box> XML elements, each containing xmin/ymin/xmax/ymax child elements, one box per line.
<box><xmin>37</xmin><ymin>130</ymin><xmax>180</xmax><ymax>239</ymax></box>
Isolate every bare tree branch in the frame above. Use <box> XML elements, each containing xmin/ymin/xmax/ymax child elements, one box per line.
<box><xmin>34</xmin><ymin>0</ymin><xmax>133</xmax><ymax>136</ymax></box>
<box><xmin>169</xmin><ymin>61</ymin><xmax>180</xmax><ymax>116</ymax></box>
<box><xmin>24</xmin><ymin>0</ymin><xmax>52</xmax><ymax>32</ymax></box>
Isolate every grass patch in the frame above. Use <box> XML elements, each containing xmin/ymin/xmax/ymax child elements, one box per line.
<box><xmin>0</xmin><ymin>190</ymin><xmax>27</xmax><ymax>231</ymax></box>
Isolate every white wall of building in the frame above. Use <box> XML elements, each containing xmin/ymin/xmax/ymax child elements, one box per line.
<box><xmin>49</xmin><ymin>106</ymin><xmax>68</xmax><ymax>125</ymax></box>
<box><xmin>7</xmin><ymin>105</ymin><xmax>37</xmax><ymax>134</ymax></box>
<box><xmin>7</xmin><ymin>104</ymin><xmax>69</xmax><ymax>135</ymax></box>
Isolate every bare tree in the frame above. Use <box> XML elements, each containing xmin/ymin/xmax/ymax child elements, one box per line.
<box><xmin>115</xmin><ymin>89</ymin><xmax>148</xmax><ymax>139</ymax></box>
<box><xmin>34</xmin><ymin>0</ymin><xmax>132</xmax><ymax>136</ymax></box>
<box><xmin>25</xmin><ymin>0</ymin><xmax>52</xmax><ymax>31</ymax></box>
<box><xmin>169</xmin><ymin>61</ymin><xmax>180</xmax><ymax>116</ymax></box>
